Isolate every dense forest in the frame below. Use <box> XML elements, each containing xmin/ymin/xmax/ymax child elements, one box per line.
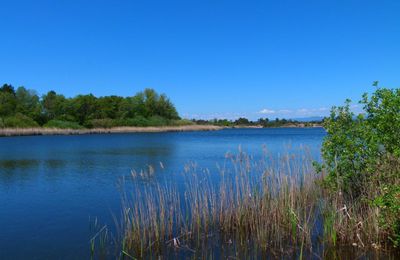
<box><xmin>0</xmin><ymin>84</ymin><xmax>184</xmax><ymax>128</ymax></box>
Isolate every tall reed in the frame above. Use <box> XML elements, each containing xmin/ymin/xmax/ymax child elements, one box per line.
<box><xmin>114</xmin><ymin>148</ymin><xmax>324</xmax><ymax>258</ymax></box>
<box><xmin>91</xmin><ymin>148</ymin><xmax>398</xmax><ymax>258</ymax></box>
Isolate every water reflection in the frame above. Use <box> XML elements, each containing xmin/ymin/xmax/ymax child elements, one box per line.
<box><xmin>0</xmin><ymin>159</ymin><xmax>40</xmax><ymax>169</ymax></box>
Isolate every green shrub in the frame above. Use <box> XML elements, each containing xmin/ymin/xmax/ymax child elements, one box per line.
<box><xmin>320</xmin><ymin>82</ymin><xmax>400</xmax><ymax>247</ymax></box>
<box><xmin>321</xmin><ymin>85</ymin><xmax>400</xmax><ymax>193</ymax></box>
<box><xmin>116</xmin><ymin>116</ymin><xmax>149</xmax><ymax>127</ymax></box>
<box><xmin>146</xmin><ymin>116</ymin><xmax>168</xmax><ymax>126</ymax></box>
<box><xmin>0</xmin><ymin>118</ymin><xmax>5</xmax><ymax>128</ymax></box>
<box><xmin>374</xmin><ymin>184</ymin><xmax>400</xmax><ymax>247</ymax></box>
<box><xmin>3</xmin><ymin>113</ymin><xmax>39</xmax><ymax>128</ymax></box>
<box><xmin>85</xmin><ymin>118</ymin><xmax>115</xmax><ymax>128</ymax></box>
<box><xmin>44</xmin><ymin>119</ymin><xmax>84</xmax><ymax>129</ymax></box>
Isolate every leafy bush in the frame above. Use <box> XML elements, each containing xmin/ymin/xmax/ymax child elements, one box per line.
<box><xmin>321</xmin><ymin>101</ymin><xmax>373</xmax><ymax>194</ymax></box>
<box><xmin>320</xmin><ymin>83</ymin><xmax>400</xmax><ymax>247</ymax></box>
<box><xmin>85</xmin><ymin>118</ymin><xmax>115</xmax><ymax>128</ymax></box>
<box><xmin>146</xmin><ymin>116</ymin><xmax>168</xmax><ymax>126</ymax></box>
<box><xmin>113</xmin><ymin>116</ymin><xmax>149</xmax><ymax>127</ymax></box>
<box><xmin>374</xmin><ymin>184</ymin><xmax>400</xmax><ymax>247</ymax></box>
<box><xmin>44</xmin><ymin>120</ymin><xmax>84</xmax><ymax>129</ymax></box>
<box><xmin>3</xmin><ymin>113</ymin><xmax>39</xmax><ymax>128</ymax></box>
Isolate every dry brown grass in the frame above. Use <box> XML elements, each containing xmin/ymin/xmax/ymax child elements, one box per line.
<box><xmin>90</xmin><ymin>149</ymin><xmax>398</xmax><ymax>259</ymax></box>
<box><xmin>0</xmin><ymin>125</ymin><xmax>223</xmax><ymax>137</ymax></box>
<box><xmin>115</xmin><ymin>149</ymin><xmax>323</xmax><ymax>258</ymax></box>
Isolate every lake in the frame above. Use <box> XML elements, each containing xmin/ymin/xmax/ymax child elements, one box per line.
<box><xmin>0</xmin><ymin>128</ymin><xmax>325</xmax><ymax>259</ymax></box>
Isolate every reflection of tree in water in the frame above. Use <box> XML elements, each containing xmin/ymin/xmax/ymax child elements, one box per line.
<box><xmin>0</xmin><ymin>159</ymin><xmax>66</xmax><ymax>183</ymax></box>
<box><xmin>75</xmin><ymin>135</ymin><xmax>179</xmax><ymax>178</ymax></box>
<box><xmin>0</xmin><ymin>159</ymin><xmax>40</xmax><ymax>169</ymax></box>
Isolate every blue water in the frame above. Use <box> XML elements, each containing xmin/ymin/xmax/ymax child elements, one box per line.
<box><xmin>0</xmin><ymin>128</ymin><xmax>325</xmax><ymax>259</ymax></box>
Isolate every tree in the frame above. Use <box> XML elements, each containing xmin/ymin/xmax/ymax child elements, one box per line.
<box><xmin>42</xmin><ymin>90</ymin><xmax>68</xmax><ymax>121</ymax></box>
<box><xmin>70</xmin><ymin>94</ymin><xmax>98</xmax><ymax>125</ymax></box>
<box><xmin>95</xmin><ymin>95</ymin><xmax>124</xmax><ymax>119</ymax></box>
<box><xmin>156</xmin><ymin>94</ymin><xmax>180</xmax><ymax>119</ymax></box>
<box><xmin>0</xmin><ymin>84</ymin><xmax>16</xmax><ymax>96</ymax></box>
<box><xmin>1</xmin><ymin>83</ymin><xmax>182</xmax><ymax>128</ymax></box>
<box><xmin>234</xmin><ymin>117</ymin><xmax>250</xmax><ymax>125</ymax></box>
<box><xmin>0</xmin><ymin>91</ymin><xmax>16</xmax><ymax>117</ymax></box>
<box><xmin>143</xmin><ymin>88</ymin><xmax>158</xmax><ymax>118</ymax></box>
<box><xmin>15</xmin><ymin>87</ymin><xmax>41</xmax><ymax>121</ymax></box>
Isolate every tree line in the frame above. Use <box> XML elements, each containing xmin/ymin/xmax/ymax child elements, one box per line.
<box><xmin>0</xmin><ymin>84</ymin><xmax>182</xmax><ymax>128</ymax></box>
<box><xmin>192</xmin><ymin>117</ymin><xmax>321</xmax><ymax>127</ymax></box>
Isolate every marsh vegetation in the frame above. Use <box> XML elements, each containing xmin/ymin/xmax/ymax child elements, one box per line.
<box><xmin>90</xmin><ymin>85</ymin><xmax>399</xmax><ymax>259</ymax></box>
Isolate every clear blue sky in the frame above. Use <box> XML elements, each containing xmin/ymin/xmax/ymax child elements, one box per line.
<box><xmin>1</xmin><ymin>0</ymin><xmax>399</xmax><ymax>119</ymax></box>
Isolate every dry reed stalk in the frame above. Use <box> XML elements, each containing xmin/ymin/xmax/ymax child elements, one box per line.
<box><xmin>0</xmin><ymin>125</ymin><xmax>223</xmax><ymax>137</ymax></box>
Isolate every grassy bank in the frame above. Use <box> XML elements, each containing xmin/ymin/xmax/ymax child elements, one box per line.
<box><xmin>0</xmin><ymin>125</ymin><xmax>223</xmax><ymax>137</ymax></box>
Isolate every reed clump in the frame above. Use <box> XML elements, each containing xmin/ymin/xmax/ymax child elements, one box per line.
<box><xmin>89</xmin><ymin>148</ymin><xmax>398</xmax><ymax>258</ymax></box>
<box><xmin>0</xmin><ymin>125</ymin><xmax>223</xmax><ymax>137</ymax></box>
<box><xmin>115</xmin><ymin>149</ymin><xmax>325</xmax><ymax>258</ymax></box>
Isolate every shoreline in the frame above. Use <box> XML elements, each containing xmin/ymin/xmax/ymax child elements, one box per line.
<box><xmin>0</xmin><ymin>124</ymin><xmax>324</xmax><ymax>137</ymax></box>
<box><xmin>0</xmin><ymin>125</ymin><xmax>223</xmax><ymax>137</ymax></box>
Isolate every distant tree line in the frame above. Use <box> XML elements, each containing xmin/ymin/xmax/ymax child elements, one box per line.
<box><xmin>0</xmin><ymin>84</ymin><xmax>185</xmax><ymax>128</ymax></box>
<box><xmin>192</xmin><ymin>117</ymin><xmax>322</xmax><ymax>128</ymax></box>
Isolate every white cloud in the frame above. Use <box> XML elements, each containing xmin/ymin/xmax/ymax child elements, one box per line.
<box><xmin>259</xmin><ymin>109</ymin><xmax>276</xmax><ymax>114</ymax></box>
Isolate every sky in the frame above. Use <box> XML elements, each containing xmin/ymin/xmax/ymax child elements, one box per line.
<box><xmin>1</xmin><ymin>0</ymin><xmax>399</xmax><ymax>120</ymax></box>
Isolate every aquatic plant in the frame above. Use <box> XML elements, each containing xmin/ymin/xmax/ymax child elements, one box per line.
<box><xmin>105</xmin><ymin>149</ymin><xmax>399</xmax><ymax>258</ymax></box>
<box><xmin>112</xmin><ymin>149</ymin><xmax>324</xmax><ymax>258</ymax></box>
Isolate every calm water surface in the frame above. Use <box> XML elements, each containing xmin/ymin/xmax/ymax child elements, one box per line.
<box><xmin>0</xmin><ymin>128</ymin><xmax>325</xmax><ymax>259</ymax></box>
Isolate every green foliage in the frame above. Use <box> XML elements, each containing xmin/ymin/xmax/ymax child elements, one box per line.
<box><xmin>0</xmin><ymin>84</ymin><xmax>15</xmax><ymax>94</ymax></box>
<box><xmin>146</xmin><ymin>115</ymin><xmax>168</xmax><ymax>126</ymax></box>
<box><xmin>114</xmin><ymin>116</ymin><xmax>149</xmax><ymax>127</ymax></box>
<box><xmin>321</xmin><ymin>100</ymin><xmax>374</xmax><ymax>194</ymax></box>
<box><xmin>257</xmin><ymin>117</ymin><xmax>299</xmax><ymax>127</ymax></box>
<box><xmin>44</xmin><ymin>120</ymin><xmax>84</xmax><ymax>129</ymax></box>
<box><xmin>361</xmin><ymin>88</ymin><xmax>400</xmax><ymax>157</ymax></box>
<box><xmin>85</xmin><ymin>118</ymin><xmax>116</xmax><ymax>128</ymax></box>
<box><xmin>235</xmin><ymin>117</ymin><xmax>250</xmax><ymax>125</ymax></box>
<box><xmin>94</xmin><ymin>96</ymin><xmax>124</xmax><ymax>119</ymax></box>
<box><xmin>69</xmin><ymin>94</ymin><xmax>98</xmax><ymax>125</ymax></box>
<box><xmin>0</xmin><ymin>90</ymin><xmax>17</xmax><ymax>117</ymax></box>
<box><xmin>3</xmin><ymin>113</ymin><xmax>39</xmax><ymax>128</ymax></box>
<box><xmin>321</xmin><ymin>83</ymin><xmax>400</xmax><ymax>247</ymax></box>
<box><xmin>0</xmin><ymin>83</ymin><xmax>181</xmax><ymax>128</ymax></box>
<box><xmin>192</xmin><ymin>117</ymin><xmax>319</xmax><ymax>128</ymax></box>
<box><xmin>322</xmin><ymin>86</ymin><xmax>400</xmax><ymax>193</ymax></box>
<box><xmin>374</xmin><ymin>185</ymin><xmax>400</xmax><ymax>247</ymax></box>
<box><xmin>15</xmin><ymin>87</ymin><xmax>41</xmax><ymax>121</ymax></box>
<box><xmin>42</xmin><ymin>90</ymin><xmax>68</xmax><ymax>121</ymax></box>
